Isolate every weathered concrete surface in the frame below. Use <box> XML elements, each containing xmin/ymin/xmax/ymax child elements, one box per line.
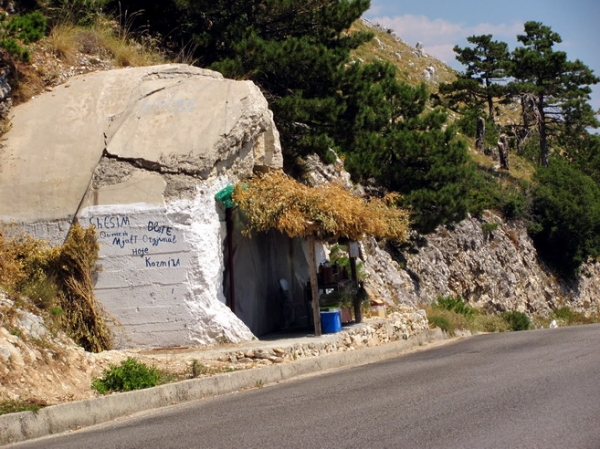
<box><xmin>0</xmin><ymin>64</ymin><xmax>281</xmax><ymax>236</ymax></box>
<box><xmin>0</xmin><ymin>64</ymin><xmax>284</xmax><ymax>348</ymax></box>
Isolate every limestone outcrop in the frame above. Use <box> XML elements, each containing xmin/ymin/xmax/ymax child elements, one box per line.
<box><xmin>0</xmin><ymin>64</ymin><xmax>283</xmax><ymax>348</ymax></box>
<box><xmin>362</xmin><ymin>211</ymin><xmax>600</xmax><ymax>317</ymax></box>
<box><xmin>300</xmin><ymin>153</ymin><xmax>600</xmax><ymax>318</ymax></box>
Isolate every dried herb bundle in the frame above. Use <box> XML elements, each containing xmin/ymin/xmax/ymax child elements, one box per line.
<box><xmin>233</xmin><ymin>172</ymin><xmax>410</xmax><ymax>241</ymax></box>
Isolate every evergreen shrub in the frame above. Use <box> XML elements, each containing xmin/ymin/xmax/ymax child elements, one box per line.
<box><xmin>5</xmin><ymin>11</ymin><xmax>47</xmax><ymax>43</ymax></box>
<box><xmin>529</xmin><ymin>159</ymin><xmax>600</xmax><ymax>278</ymax></box>
<box><xmin>434</xmin><ymin>295</ymin><xmax>478</xmax><ymax>317</ymax></box>
<box><xmin>91</xmin><ymin>357</ymin><xmax>161</xmax><ymax>394</ymax></box>
<box><xmin>0</xmin><ymin>11</ymin><xmax>47</xmax><ymax>61</ymax></box>
<box><xmin>501</xmin><ymin>311</ymin><xmax>530</xmax><ymax>331</ymax></box>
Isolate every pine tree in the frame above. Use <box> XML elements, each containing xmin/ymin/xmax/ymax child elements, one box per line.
<box><xmin>440</xmin><ymin>34</ymin><xmax>510</xmax><ymax>123</ymax></box>
<box><xmin>530</xmin><ymin>158</ymin><xmax>600</xmax><ymax>277</ymax></box>
<box><xmin>340</xmin><ymin>62</ymin><xmax>474</xmax><ymax>233</ymax></box>
<box><xmin>510</xmin><ymin>21</ymin><xmax>599</xmax><ymax>166</ymax></box>
<box><xmin>108</xmin><ymin>1</ymin><xmax>473</xmax><ymax>232</ymax></box>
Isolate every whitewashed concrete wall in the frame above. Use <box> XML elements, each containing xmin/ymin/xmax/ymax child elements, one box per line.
<box><xmin>0</xmin><ymin>65</ymin><xmax>285</xmax><ymax>349</ymax></box>
<box><xmin>78</xmin><ymin>178</ymin><xmax>254</xmax><ymax>348</ymax></box>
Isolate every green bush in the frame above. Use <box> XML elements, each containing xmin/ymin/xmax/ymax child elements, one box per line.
<box><xmin>529</xmin><ymin>159</ymin><xmax>600</xmax><ymax>278</ymax></box>
<box><xmin>0</xmin><ymin>38</ymin><xmax>30</xmax><ymax>61</ymax></box>
<box><xmin>434</xmin><ymin>295</ymin><xmax>478</xmax><ymax>317</ymax></box>
<box><xmin>5</xmin><ymin>11</ymin><xmax>47</xmax><ymax>43</ymax></box>
<box><xmin>0</xmin><ymin>11</ymin><xmax>47</xmax><ymax>62</ymax></box>
<box><xmin>91</xmin><ymin>357</ymin><xmax>161</xmax><ymax>394</ymax></box>
<box><xmin>502</xmin><ymin>311</ymin><xmax>530</xmax><ymax>331</ymax></box>
<box><xmin>428</xmin><ymin>315</ymin><xmax>454</xmax><ymax>336</ymax></box>
<box><xmin>465</xmin><ymin>168</ymin><xmax>530</xmax><ymax>221</ymax></box>
<box><xmin>499</xmin><ymin>187</ymin><xmax>529</xmax><ymax>221</ymax></box>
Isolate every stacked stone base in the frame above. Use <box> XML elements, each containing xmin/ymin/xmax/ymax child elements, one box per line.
<box><xmin>218</xmin><ymin>310</ymin><xmax>429</xmax><ymax>366</ymax></box>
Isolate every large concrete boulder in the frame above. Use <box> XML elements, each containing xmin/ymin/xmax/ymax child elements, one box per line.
<box><xmin>0</xmin><ymin>64</ymin><xmax>283</xmax><ymax>348</ymax></box>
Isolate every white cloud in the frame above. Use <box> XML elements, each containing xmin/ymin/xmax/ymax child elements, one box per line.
<box><xmin>470</xmin><ymin>22</ymin><xmax>523</xmax><ymax>38</ymax></box>
<box><xmin>424</xmin><ymin>44</ymin><xmax>457</xmax><ymax>65</ymax></box>
<box><xmin>369</xmin><ymin>15</ymin><xmax>523</xmax><ymax>67</ymax></box>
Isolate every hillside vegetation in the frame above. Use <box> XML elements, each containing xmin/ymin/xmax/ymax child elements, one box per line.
<box><xmin>1</xmin><ymin>1</ymin><xmax>599</xmax><ymax>279</ymax></box>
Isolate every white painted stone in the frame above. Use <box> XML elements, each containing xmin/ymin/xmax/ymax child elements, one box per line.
<box><xmin>0</xmin><ymin>64</ymin><xmax>283</xmax><ymax>348</ymax></box>
<box><xmin>78</xmin><ymin>176</ymin><xmax>254</xmax><ymax>347</ymax></box>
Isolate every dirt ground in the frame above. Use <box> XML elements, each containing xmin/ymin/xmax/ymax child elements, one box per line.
<box><xmin>0</xmin><ymin>286</ymin><xmax>279</xmax><ymax>406</ymax></box>
<box><xmin>1</xmin><ymin>290</ymin><xmax>433</xmax><ymax>407</ymax></box>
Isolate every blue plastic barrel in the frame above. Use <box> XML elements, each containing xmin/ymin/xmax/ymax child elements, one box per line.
<box><xmin>320</xmin><ymin>309</ymin><xmax>342</xmax><ymax>333</ymax></box>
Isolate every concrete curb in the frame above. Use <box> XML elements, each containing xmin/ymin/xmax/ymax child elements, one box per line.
<box><xmin>0</xmin><ymin>328</ymin><xmax>448</xmax><ymax>446</ymax></box>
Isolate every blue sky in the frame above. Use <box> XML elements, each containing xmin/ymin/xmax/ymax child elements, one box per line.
<box><xmin>364</xmin><ymin>0</ymin><xmax>600</xmax><ymax>113</ymax></box>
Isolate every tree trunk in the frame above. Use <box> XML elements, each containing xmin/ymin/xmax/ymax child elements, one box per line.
<box><xmin>307</xmin><ymin>234</ymin><xmax>322</xmax><ymax>336</ymax></box>
<box><xmin>498</xmin><ymin>135</ymin><xmax>509</xmax><ymax>170</ymax></box>
<box><xmin>516</xmin><ymin>126</ymin><xmax>528</xmax><ymax>155</ymax></box>
<box><xmin>516</xmin><ymin>94</ymin><xmax>534</xmax><ymax>156</ymax></box>
<box><xmin>538</xmin><ymin>95</ymin><xmax>549</xmax><ymax>167</ymax></box>
<box><xmin>476</xmin><ymin>116</ymin><xmax>486</xmax><ymax>153</ymax></box>
<box><xmin>485</xmin><ymin>77</ymin><xmax>495</xmax><ymax>122</ymax></box>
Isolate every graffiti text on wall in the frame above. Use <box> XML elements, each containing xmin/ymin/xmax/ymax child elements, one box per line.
<box><xmin>91</xmin><ymin>215</ymin><xmax>182</xmax><ymax>268</ymax></box>
<box><xmin>145</xmin><ymin>257</ymin><xmax>181</xmax><ymax>268</ymax></box>
<box><xmin>89</xmin><ymin>215</ymin><xmax>130</xmax><ymax>229</ymax></box>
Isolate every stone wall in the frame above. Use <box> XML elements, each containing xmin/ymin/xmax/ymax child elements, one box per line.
<box><xmin>218</xmin><ymin>309</ymin><xmax>430</xmax><ymax>366</ymax></box>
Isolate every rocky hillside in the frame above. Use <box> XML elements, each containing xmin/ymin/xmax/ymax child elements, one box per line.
<box><xmin>363</xmin><ymin>213</ymin><xmax>600</xmax><ymax>317</ymax></box>
<box><xmin>308</xmin><ymin>149</ymin><xmax>600</xmax><ymax>320</ymax></box>
<box><xmin>1</xmin><ymin>6</ymin><xmax>600</xmax><ymax>411</ymax></box>
<box><xmin>352</xmin><ymin>18</ymin><xmax>457</xmax><ymax>88</ymax></box>
<box><xmin>343</xmin><ymin>20</ymin><xmax>600</xmax><ymax>318</ymax></box>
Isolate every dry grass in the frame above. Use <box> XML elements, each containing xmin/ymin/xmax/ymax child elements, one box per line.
<box><xmin>6</xmin><ymin>16</ymin><xmax>165</xmax><ymax>106</ymax></box>
<box><xmin>0</xmin><ymin>224</ymin><xmax>113</xmax><ymax>352</ymax></box>
<box><xmin>0</xmin><ymin>226</ymin><xmax>56</xmax><ymax>293</ymax></box>
<box><xmin>233</xmin><ymin>171</ymin><xmax>410</xmax><ymax>241</ymax></box>
<box><xmin>103</xmin><ymin>34</ymin><xmax>164</xmax><ymax>67</ymax></box>
<box><xmin>350</xmin><ymin>20</ymin><xmax>457</xmax><ymax>92</ymax></box>
<box><xmin>46</xmin><ymin>20</ymin><xmax>165</xmax><ymax>68</ymax></box>
<box><xmin>507</xmin><ymin>153</ymin><xmax>536</xmax><ymax>183</ymax></box>
<box><xmin>46</xmin><ymin>24</ymin><xmax>81</xmax><ymax>64</ymax></box>
<box><xmin>55</xmin><ymin>224</ymin><xmax>113</xmax><ymax>352</ymax></box>
<box><xmin>422</xmin><ymin>302</ymin><xmax>510</xmax><ymax>335</ymax></box>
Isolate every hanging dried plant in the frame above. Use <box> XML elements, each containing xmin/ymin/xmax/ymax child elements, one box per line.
<box><xmin>233</xmin><ymin>171</ymin><xmax>410</xmax><ymax>242</ymax></box>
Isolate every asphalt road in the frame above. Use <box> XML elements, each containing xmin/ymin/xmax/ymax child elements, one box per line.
<box><xmin>9</xmin><ymin>324</ymin><xmax>600</xmax><ymax>449</ymax></box>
